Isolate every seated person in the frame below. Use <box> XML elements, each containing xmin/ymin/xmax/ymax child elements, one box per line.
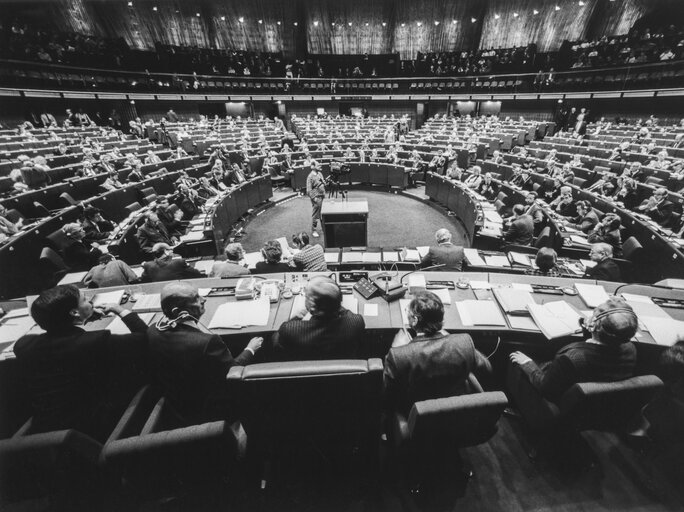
<box><xmin>100</xmin><ymin>169</ymin><xmax>124</xmax><ymax>192</ymax></box>
<box><xmin>10</xmin><ymin>168</ymin><xmax>30</xmax><ymax>193</ymax></box>
<box><xmin>144</xmin><ymin>150</ymin><xmax>162</xmax><ymax>165</ymax></box>
<box><xmin>271</xmin><ymin>276</ymin><xmax>365</xmax><ymax>361</ymax></box>
<box><xmin>420</xmin><ymin>228</ymin><xmax>465</xmax><ymax>271</ymax></box>
<box><xmin>526</xmin><ymin>247</ymin><xmax>560</xmax><ymax>277</ymax></box>
<box><xmin>477</xmin><ymin>172</ymin><xmax>498</xmax><ymax>200</ymax></box>
<box><xmin>140</xmin><ymin>243</ymin><xmax>203</xmax><ymax>282</ymax></box>
<box><xmin>638</xmin><ymin>187</ymin><xmax>678</xmax><ymax>228</ymax></box>
<box><xmin>156</xmin><ymin>200</ymin><xmax>185</xmax><ymax>238</ymax></box>
<box><xmin>210</xmin><ymin>243</ymin><xmax>250</xmax><ymax>278</ymax></box>
<box><xmin>253</xmin><ymin>240</ymin><xmax>292</xmax><ymax>274</ymax></box>
<box><xmin>0</xmin><ymin>203</ymin><xmax>22</xmax><ymax>238</ymax></box>
<box><xmin>126</xmin><ymin>161</ymin><xmax>145</xmax><ymax>183</ymax></box>
<box><xmin>463</xmin><ymin>165</ymin><xmax>483</xmax><ymax>189</ymax></box>
<box><xmin>565</xmin><ymin>200</ymin><xmax>599</xmax><ymax>234</ymax></box>
<box><xmin>291</xmin><ymin>231</ymin><xmax>327</xmax><ymax>272</ymax></box>
<box><xmin>383</xmin><ymin>291</ymin><xmax>492</xmax><ymax>416</ymax></box>
<box><xmin>62</xmin><ymin>222</ymin><xmax>103</xmax><ymax>272</ymax></box>
<box><xmin>503</xmin><ymin>204</ymin><xmax>534</xmax><ymax>246</ymax></box>
<box><xmin>81</xmin><ymin>207</ymin><xmax>115</xmax><ymax>244</ymax></box>
<box><xmin>543</xmin><ymin>177</ymin><xmax>563</xmax><ymax>202</ymax></box>
<box><xmin>136</xmin><ymin>212</ymin><xmax>175</xmax><ymax>254</ymax></box>
<box><xmin>550</xmin><ymin>186</ymin><xmax>577</xmax><ymax>217</ymax></box>
<box><xmin>14</xmin><ymin>284</ymin><xmax>148</xmax><ymax>440</ymax></box>
<box><xmin>523</xmin><ymin>191</ymin><xmax>544</xmax><ymax>228</ymax></box>
<box><xmin>147</xmin><ymin>282</ymin><xmax>262</xmax><ymax>423</ymax></box>
<box><xmin>583</xmin><ymin>242</ymin><xmax>622</xmax><ymax>282</ymax></box>
<box><xmin>509</xmin><ymin>297</ymin><xmax>638</xmax><ymax>403</ymax></box>
<box><xmin>587</xmin><ymin>213</ymin><xmax>623</xmax><ymax>257</ymax></box>
<box><xmin>84</xmin><ymin>253</ymin><xmax>139</xmax><ymax>288</ymax></box>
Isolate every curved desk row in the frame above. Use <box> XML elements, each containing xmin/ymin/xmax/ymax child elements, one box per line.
<box><xmin>425</xmin><ymin>173</ymin><xmax>483</xmax><ymax>244</ymax></box>
<box><xmin>290</xmin><ymin>162</ymin><xmax>410</xmax><ymax>192</ymax></box>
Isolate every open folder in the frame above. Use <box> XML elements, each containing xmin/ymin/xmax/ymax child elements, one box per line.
<box><xmin>527</xmin><ymin>301</ymin><xmax>584</xmax><ymax>340</ymax></box>
<box><xmin>208</xmin><ymin>298</ymin><xmax>270</xmax><ymax>329</ymax></box>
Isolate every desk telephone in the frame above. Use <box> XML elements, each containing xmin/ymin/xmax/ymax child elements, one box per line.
<box><xmin>260</xmin><ymin>280</ymin><xmax>283</xmax><ymax>303</ymax></box>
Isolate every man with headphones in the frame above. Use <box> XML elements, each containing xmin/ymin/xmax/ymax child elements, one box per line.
<box><xmin>509</xmin><ymin>297</ymin><xmax>638</xmax><ymax>403</ymax></box>
<box><xmin>306</xmin><ymin>160</ymin><xmax>325</xmax><ymax>238</ymax></box>
<box><xmin>147</xmin><ymin>282</ymin><xmax>263</xmax><ymax>423</ymax></box>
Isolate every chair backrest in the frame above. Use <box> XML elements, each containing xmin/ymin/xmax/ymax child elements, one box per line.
<box><xmin>408</xmin><ymin>391</ymin><xmax>508</xmax><ymax>451</ymax></box>
<box><xmin>622</xmin><ymin>236</ymin><xmax>643</xmax><ymax>262</ymax></box>
<box><xmin>32</xmin><ymin>201</ymin><xmax>50</xmax><ymax>218</ymax></box>
<box><xmin>125</xmin><ymin>202</ymin><xmax>142</xmax><ymax>216</ymax></box>
<box><xmin>559</xmin><ymin>375</ymin><xmax>663</xmax><ymax>432</ymax></box>
<box><xmin>39</xmin><ymin>246</ymin><xmax>68</xmax><ymax>272</ymax></box>
<box><xmin>4</xmin><ymin>208</ymin><xmax>24</xmax><ymax>223</ymax></box>
<box><xmin>45</xmin><ymin>228</ymin><xmax>71</xmax><ymax>253</ymax></box>
<box><xmin>227</xmin><ymin>359</ymin><xmax>383</xmax><ymax>453</ymax></box>
<box><xmin>535</xmin><ymin>226</ymin><xmax>552</xmax><ymax>248</ymax></box>
<box><xmin>59</xmin><ymin>192</ymin><xmax>78</xmax><ymax>206</ymax></box>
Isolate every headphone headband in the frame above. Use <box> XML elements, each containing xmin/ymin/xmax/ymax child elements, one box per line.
<box><xmin>592</xmin><ymin>307</ymin><xmax>637</xmax><ymax>323</ymax></box>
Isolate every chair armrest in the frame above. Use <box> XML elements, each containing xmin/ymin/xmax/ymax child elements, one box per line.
<box><xmin>468</xmin><ymin>373</ymin><xmax>484</xmax><ymax>394</ymax></box>
<box><xmin>506</xmin><ymin>360</ymin><xmax>560</xmax><ymax>431</ymax></box>
<box><xmin>13</xmin><ymin>417</ymin><xmax>34</xmax><ymax>438</ymax></box>
<box><xmin>106</xmin><ymin>386</ymin><xmax>158</xmax><ymax>443</ymax></box>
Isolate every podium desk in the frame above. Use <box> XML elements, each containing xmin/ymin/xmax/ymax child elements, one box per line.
<box><xmin>321</xmin><ymin>199</ymin><xmax>369</xmax><ymax>248</ymax></box>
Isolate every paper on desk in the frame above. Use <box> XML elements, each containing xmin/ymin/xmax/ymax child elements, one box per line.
<box><xmin>469</xmin><ymin>281</ymin><xmax>492</xmax><ymax>290</ymax></box>
<box><xmin>508</xmin><ymin>315</ymin><xmax>540</xmax><ymax>331</ymax></box>
<box><xmin>342</xmin><ymin>295</ymin><xmax>359</xmax><ymax>314</ymax></box>
<box><xmin>431</xmin><ymin>287</ymin><xmax>452</xmax><ymax>305</ymax></box>
<box><xmin>194</xmin><ymin>260</ymin><xmax>216</xmax><ymax>274</ymax></box>
<box><xmin>639</xmin><ymin>316</ymin><xmax>684</xmax><ymax>346</ymax></box>
<box><xmin>276</xmin><ymin>237</ymin><xmax>295</xmax><ymax>259</ymax></box>
<box><xmin>0</xmin><ymin>315</ymin><xmax>38</xmax><ymax>344</ymax></box>
<box><xmin>131</xmin><ymin>293</ymin><xmax>162</xmax><ymax>313</ymax></box>
<box><xmin>242</xmin><ymin>252</ymin><xmax>262</xmax><ymax>270</ymax></box>
<box><xmin>484</xmin><ymin>210</ymin><xmax>503</xmax><ymax>223</ymax></box>
<box><xmin>180</xmin><ymin>231</ymin><xmax>204</xmax><ymax>242</ymax></box>
<box><xmin>131</xmin><ymin>267</ymin><xmax>144</xmax><ymax>278</ymax></box>
<box><xmin>342</xmin><ymin>252</ymin><xmax>363</xmax><ymax>263</ymax></box>
<box><xmin>580</xmin><ymin>259</ymin><xmax>596</xmax><ymax>269</ymax></box>
<box><xmin>382</xmin><ymin>251</ymin><xmax>400</xmax><ymax>262</ymax></box>
<box><xmin>58</xmin><ymin>271</ymin><xmax>88</xmax><ymax>285</ymax></box>
<box><xmin>626</xmin><ymin>300</ymin><xmax>670</xmax><ymax>320</ymax></box>
<box><xmin>4</xmin><ymin>308</ymin><xmax>29</xmax><ymax>319</ymax></box>
<box><xmin>363</xmin><ymin>303</ymin><xmax>378</xmax><ymax>317</ymax></box>
<box><xmin>456</xmin><ymin>300</ymin><xmax>506</xmax><ymax>326</ymax></box>
<box><xmin>508</xmin><ymin>252</ymin><xmax>532</xmax><ymax>267</ymax></box>
<box><xmin>324</xmin><ymin>252</ymin><xmax>340</xmax><ymax>264</ymax></box>
<box><xmin>464</xmin><ymin>248</ymin><xmax>486</xmax><ymax>267</ymax></box>
<box><xmin>621</xmin><ymin>293</ymin><xmax>654</xmax><ymax>305</ymax></box>
<box><xmin>403</xmin><ymin>249</ymin><xmax>420</xmax><ymax>262</ymax></box>
<box><xmin>417</xmin><ymin>246</ymin><xmax>430</xmax><ymax>258</ymax></box>
<box><xmin>511</xmin><ymin>283</ymin><xmax>534</xmax><ymax>292</ymax></box>
<box><xmin>106</xmin><ymin>313</ymin><xmax>155</xmax><ymax>334</ymax></box>
<box><xmin>399</xmin><ymin>299</ymin><xmax>412</xmax><ymax>326</ymax></box>
<box><xmin>575</xmin><ymin>283</ymin><xmax>610</xmax><ymax>308</ymax></box>
<box><xmin>208</xmin><ymin>298</ymin><xmax>270</xmax><ymax>329</ymax></box>
<box><xmin>198</xmin><ymin>288</ymin><xmax>212</xmax><ymax>297</ymax></box>
<box><xmin>484</xmin><ymin>255</ymin><xmax>510</xmax><ymax>267</ymax></box>
<box><xmin>569</xmin><ymin>235</ymin><xmax>590</xmax><ymax>246</ymax></box>
<box><xmin>528</xmin><ymin>301</ymin><xmax>583</xmax><ymax>340</ymax></box>
<box><xmin>91</xmin><ymin>290</ymin><xmax>125</xmax><ymax>308</ymax></box>
<box><xmin>362</xmin><ymin>252</ymin><xmax>382</xmax><ymax>263</ymax></box>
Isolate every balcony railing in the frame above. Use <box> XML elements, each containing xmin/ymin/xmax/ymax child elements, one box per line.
<box><xmin>0</xmin><ymin>58</ymin><xmax>682</xmax><ymax>96</ymax></box>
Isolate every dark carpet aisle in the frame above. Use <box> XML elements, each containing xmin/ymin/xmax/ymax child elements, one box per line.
<box><xmin>238</xmin><ymin>189</ymin><xmax>468</xmax><ymax>251</ymax></box>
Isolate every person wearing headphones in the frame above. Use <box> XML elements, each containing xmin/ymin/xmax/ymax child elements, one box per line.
<box><xmin>420</xmin><ymin>228</ymin><xmax>465</xmax><ymax>271</ymax></box>
<box><xmin>271</xmin><ymin>276</ymin><xmax>364</xmax><ymax>361</ymax></box>
<box><xmin>583</xmin><ymin>242</ymin><xmax>622</xmax><ymax>282</ymax></box>
<box><xmin>140</xmin><ymin>243</ymin><xmax>203</xmax><ymax>283</ymax></box>
<box><xmin>383</xmin><ymin>291</ymin><xmax>492</xmax><ymax>417</ymax></box>
<box><xmin>147</xmin><ymin>281</ymin><xmax>263</xmax><ymax>423</ymax></box>
<box><xmin>509</xmin><ymin>297</ymin><xmax>638</xmax><ymax>403</ymax></box>
<box><xmin>253</xmin><ymin>240</ymin><xmax>292</xmax><ymax>274</ymax></box>
<box><xmin>290</xmin><ymin>231</ymin><xmax>327</xmax><ymax>272</ymax></box>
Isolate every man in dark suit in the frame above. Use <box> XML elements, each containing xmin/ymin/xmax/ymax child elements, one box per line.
<box><xmin>584</xmin><ymin>242</ymin><xmax>622</xmax><ymax>282</ymax></box>
<box><xmin>14</xmin><ymin>285</ymin><xmax>148</xmax><ymax>441</ymax></box>
<box><xmin>166</xmin><ymin>109</ymin><xmax>179</xmax><ymax>123</ymax></box>
<box><xmin>510</xmin><ymin>297</ymin><xmax>638</xmax><ymax>403</ymax></box>
<box><xmin>136</xmin><ymin>212</ymin><xmax>174</xmax><ymax>255</ymax></box>
<box><xmin>271</xmin><ymin>276</ymin><xmax>365</xmax><ymax>361</ymax></box>
<box><xmin>62</xmin><ymin>222</ymin><xmax>103</xmax><ymax>271</ymax></box>
<box><xmin>638</xmin><ymin>187</ymin><xmax>678</xmax><ymax>228</ymax></box>
<box><xmin>420</xmin><ymin>228</ymin><xmax>465</xmax><ymax>271</ymax></box>
<box><xmin>140</xmin><ymin>243</ymin><xmax>203</xmax><ymax>283</ymax></box>
<box><xmin>503</xmin><ymin>204</ymin><xmax>534</xmax><ymax>246</ymax></box>
<box><xmin>147</xmin><ymin>282</ymin><xmax>262</xmax><ymax>423</ymax></box>
<box><xmin>383</xmin><ymin>291</ymin><xmax>491</xmax><ymax>416</ymax></box>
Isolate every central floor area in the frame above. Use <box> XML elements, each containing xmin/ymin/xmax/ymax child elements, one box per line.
<box><xmin>239</xmin><ymin>188</ymin><xmax>468</xmax><ymax>251</ymax></box>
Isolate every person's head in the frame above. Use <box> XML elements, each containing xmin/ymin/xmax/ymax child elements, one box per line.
<box><xmin>471</xmin><ymin>165</ymin><xmax>481</xmax><ymax>175</ymax></box>
<box><xmin>224</xmin><ymin>242</ymin><xmax>244</xmax><ymax>262</ymax></box>
<box><xmin>582</xmin><ymin>297</ymin><xmax>638</xmax><ymax>345</ymax></box>
<box><xmin>654</xmin><ymin>187</ymin><xmax>668</xmax><ymax>202</ymax></box>
<box><xmin>560</xmin><ymin>186</ymin><xmax>573</xmax><ymax>200</ymax></box>
<box><xmin>535</xmin><ymin>247</ymin><xmax>557</xmax><ymax>274</ymax></box>
<box><xmin>160</xmin><ymin>281</ymin><xmax>206</xmax><ymax>321</ymax></box>
<box><xmin>261</xmin><ymin>240</ymin><xmax>283</xmax><ymax>264</ymax></box>
<box><xmin>576</xmin><ymin>200</ymin><xmax>591</xmax><ymax>216</ymax></box>
<box><xmin>406</xmin><ymin>291</ymin><xmax>444</xmax><ymax>336</ymax></box>
<box><xmin>304</xmin><ymin>276</ymin><xmax>342</xmax><ymax>319</ymax></box>
<box><xmin>435</xmin><ymin>228</ymin><xmax>452</xmax><ymax>244</ymax></box>
<box><xmin>602</xmin><ymin>213</ymin><xmax>621</xmax><ymax>232</ymax></box>
<box><xmin>145</xmin><ymin>212</ymin><xmax>160</xmax><ymax>227</ymax></box>
<box><xmin>83</xmin><ymin>207</ymin><xmax>103</xmax><ymax>222</ymax></box>
<box><xmin>658</xmin><ymin>341</ymin><xmax>684</xmax><ymax>384</ymax></box>
<box><xmin>512</xmin><ymin>204</ymin><xmax>525</xmax><ymax>217</ymax></box>
<box><xmin>589</xmin><ymin>242</ymin><xmax>613</xmax><ymax>262</ymax></box>
<box><xmin>152</xmin><ymin>242</ymin><xmax>173</xmax><ymax>259</ymax></box>
<box><xmin>97</xmin><ymin>253</ymin><xmax>114</xmax><ymax>265</ymax></box>
<box><xmin>292</xmin><ymin>231</ymin><xmax>310</xmax><ymax>248</ymax></box>
<box><xmin>62</xmin><ymin>222</ymin><xmax>85</xmax><ymax>241</ymax></box>
<box><xmin>31</xmin><ymin>285</ymin><xmax>93</xmax><ymax>332</ymax></box>
<box><xmin>525</xmin><ymin>192</ymin><xmax>538</xmax><ymax>205</ymax></box>
<box><xmin>484</xmin><ymin>172</ymin><xmax>492</xmax><ymax>183</ymax></box>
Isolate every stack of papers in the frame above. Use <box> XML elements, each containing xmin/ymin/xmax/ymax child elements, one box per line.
<box><xmin>131</xmin><ymin>293</ymin><xmax>162</xmax><ymax>313</ymax></box>
<box><xmin>508</xmin><ymin>252</ymin><xmax>532</xmax><ymax>267</ymax></box>
<box><xmin>382</xmin><ymin>250</ymin><xmax>400</xmax><ymax>262</ymax></box>
<box><xmin>493</xmin><ymin>288</ymin><xmax>536</xmax><ymax>315</ymax></box>
<box><xmin>575</xmin><ymin>283</ymin><xmax>610</xmax><ymax>308</ymax></box>
<box><xmin>456</xmin><ymin>300</ymin><xmax>507</xmax><ymax>326</ymax></box>
<box><xmin>464</xmin><ymin>248</ymin><xmax>486</xmax><ymax>267</ymax></box>
<box><xmin>484</xmin><ymin>255</ymin><xmax>511</xmax><ymax>267</ymax></box>
<box><xmin>208</xmin><ymin>298</ymin><xmax>270</xmax><ymax>329</ymax></box>
<box><xmin>91</xmin><ymin>290</ymin><xmax>125</xmax><ymax>308</ymax></box>
<box><xmin>528</xmin><ymin>301</ymin><xmax>583</xmax><ymax>340</ymax></box>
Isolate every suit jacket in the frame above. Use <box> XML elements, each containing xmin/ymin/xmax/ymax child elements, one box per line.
<box><xmin>421</xmin><ymin>243</ymin><xmax>465</xmax><ymax>271</ymax></box>
<box><xmin>136</xmin><ymin>223</ymin><xmax>173</xmax><ymax>253</ymax></box>
<box><xmin>63</xmin><ymin>240</ymin><xmax>102</xmax><ymax>272</ymax></box>
<box><xmin>383</xmin><ymin>333</ymin><xmax>491</xmax><ymax>415</ymax></box>
<box><xmin>147</xmin><ymin>323</ymin><xmax>253</xmax><ymax>423</ymax></box>
<box><xmin>253</xmin><ymin>261</ymin><xmax>292</xmax><ymax>274</ymax></box>
<box><xmin>649</xmin><ymin>199</ymin><xmax>677</xmax><ymax>228</ymax></box>
<box><xmin>504</xmin><ymin>215</ymin><xmax>534</xmax><ymax>245</ymax></box>
<box><xmin>14</xmin><ymin>313</ymin><xmax>148</xmax><ymax>440</ymax></box>
<box><xmin>584</xmin><ymin>258</ymin><xmax>622</xmax><ymax>282</ymax></box>
<box><xmin>272</xmin><ymin>309</ymin><xmax>365</xmax><ymax>362</ymax></box>
<box><xmin>141</xmin><ymin>255</ymin><xmax>203</xmax><ymax>282</ymax></box>
<box><xmin>519</xmin><ymin>340</ymin><xmax>636</xmax><ymax>403</ymax></box>
<box><xmin>209</xmin><ymin>261</ymin><xmax>250</xmax><ymax>278</ymax></box>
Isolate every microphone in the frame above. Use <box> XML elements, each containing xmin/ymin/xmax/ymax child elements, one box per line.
<box><xmin>399</xmin><ymin>264</ymin><xmax>446</xmax><ymax>284</ymax></box>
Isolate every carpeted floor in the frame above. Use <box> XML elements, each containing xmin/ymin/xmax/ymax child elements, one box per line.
<box><xmin>239</xmin><ymin>188</ymin><xmax>468</xmax><ymax>251</ymax></box>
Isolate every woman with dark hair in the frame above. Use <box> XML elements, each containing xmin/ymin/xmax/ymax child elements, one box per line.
<box><xmin>526</xmin><ymin>247</ymin><xmax>560</xmax><ymax>277</ymax></box>
<box><xmin>253</xmin><ymin>240</ymin><xmax>292</xmax><ymax>274</ymax></box>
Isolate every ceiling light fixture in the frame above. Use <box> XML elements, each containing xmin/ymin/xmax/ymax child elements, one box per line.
<box><xmin>434</xmin><ymin>21</ymin><xmax>439</xmax><ymax>26</ymax></box>
<box><xmin>494</xmin><ymin>14</ymin><xmax>500</xmax><ymax>19</ymax></box>
<box><xmin>238</xmin><ymin>17</ymin><xmax>244</xmax><ymax>23</ymax></box>
<box><xmin>382</xmin><ymin>22</ymin><xmax>387</xmax><ymax>27</ymax></box>
<box><xmin>452</xmin><ymin>20</ymin><xmax>457</xmax><ymax>24</ymax></box>
<box><xmin>313</xmin><ymin>20</ymin><xmax>319</xmax><ymax>26</ymax></box>
<box><xmin>513</xmin><ymin>12</ymin><xmax>519</xmax><ymax>18</ymax></box>
<box><xmin>401</xmin><ymin>23</ymin><xmax>405</xmax><ymax>27</ymax></box>
<box><xmin>348</xmin><ymin>22</ymin><xmax>352</xmax><ymax>26</ymax></box>
<box><xmin>417</xmin><ymin>21</ymin><xmax>422</xmax><ymax>26</ymax></box>
<box><xmin>471</xmin><ymin>17</ymin><xmax>477</xmax><ymax>23</ymax></box>
<box><xmin>533</xmin><ymin>9</ymin><xmax>539</xmax><ymax>15</ymax></box>
<box><xmin>127</xmin><ymin>1</ymin><xmax>133</xmax><ymax>6</ymax></box>
<box><xmin>555</xmin><ymin>5</ymin><xmax>561</xmax><ymax>10</ymax></box>
<box><xmin>294</xmin><ymin>22</ymin><xmax>298</xmax><ymax>26</ymax></box>
<box><xmin>258</xmin><ymin>19</ymin><xmax>263</xmax><ymax>24</ymax></box>
<box><xmin>152</xmin><ymin>6</ymin><xmax>157</xmax><ymax>11</ymax></box>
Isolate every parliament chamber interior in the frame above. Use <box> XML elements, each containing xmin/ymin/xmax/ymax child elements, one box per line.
<box><xmin>1</xmin><ymin>0</ymin><xmax>684</xmax><ymax>511</ymax></box>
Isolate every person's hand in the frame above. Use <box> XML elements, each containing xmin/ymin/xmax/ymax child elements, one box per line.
<box><xmin>101</xmin><ymin>304</ymin><xmax>126</xmax><ymax>316</ymax></box>
<box><xmin>247</xmin><ymin>336</ymin><xmax>263</xmax><ymax>352</ymax></box>
<box><xmin>509</xmin><ymin>351</ymin><xmax>532</xmax><ymax>365</ymax></box>
<box><xmin>291</xmin><ymin>306</ymin><xmax>308</xmax><ymax>320</ymax></box>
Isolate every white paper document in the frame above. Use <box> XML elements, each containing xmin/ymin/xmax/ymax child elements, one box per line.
<box><xmin>382</xmin><ymin>251</ymin><xmax>400</xmax><ymax>262</ymax></box>
<box><xmin>511</xmin><ymin>283</ymin><xmax>534</xmax><ymax>292</ymax></box>
<box><xmin>639</xmin><ymin>316</ymin><xmax>684</xmax><ymax>346</ymax></box>
<box><xmin>131</xmin><ymin>293</ymin><xmax>162</xmax><ymax>312</ymax></box>
<box><xmin>324</xmin><ymin>252</ymin><xmax>340</xmax><ymax>264</ymax></box>
<box><xmin>621</xmin><ymin>293</ymin><xmax>654</xmax><ymax>305</ymax></box>
<box><xmin>0</xmin><ymin>315</ymin><xmax>38</xmax><ymax>344</ymax></box>
<box><xmin>180</xmin><ymin>231</ymin><xmax>204</xmax><ymax>242</ymax></box>
<box><xmin>106</xmin><ymin>313</ymin><xmax>155</xmax><ymax>334</ymax></box>
<box><xmin>363</xmin><ymin>303</ymin><xmax>379</xmax><ymax>317</ymax></box>
<box><xmin>131</xmin><ymin>267</ymin><xmax>144</xmax><ymax>278</ymax></box>
<box><xmin>528</xmin><ymin>301</ymin><xmax>583</xmax><ymax>340</ymax></box>
<box><xmin>569</xmin><ymin>235</ymin><xmax>590</xmax><ymax>246</ymax></box>
<box><xmin>58</xmin><ymin>271</ymin><xmax>88</xmax><ymax>285</ymax></box>
<box><xmin>416</xmin><ymin>246</ymin><xmax>430</xmax><ymax>258</ymax></box>
<box><xmin>362</xmin><ymin>252</ymin><xmax>382</xmax><ymax>263</ymax></box>
<box><xmin>431</xmin><ymin>287</ymin><xmax>452</xmax><ymax>305</ymax></box>
<box><xmin>242</xmin><ymin>253</ymin><xmax>262</xmax><ymax>270</ymax></box>
<box><xmin>464</xmin><ymin>248</ymin><xmax>486</xmax><ymax>267</ymax></box>
<box><xmin>342</xmin><ymin>252</ymin><xmax>363</xmax><ymax>263</ymax></box>
<box><xmin>276</xmin><ymin>237</ymin><xmax>295</xmax><ymax>259</ymax></box>
<box><xmin>208</xmin><ymin>298</ymin><xmax>271</xmax><ymax>329</ymax></box>
<box><xmin>403</xmin><ymin>249</ymin><xmax>420</xmax><ymax>262</ymax></box>
<box><xmin>469</xmin><ymin>281</ymin><xmax>492</xmax><ymax>290</ymax></box>
<box><xmin>508</xmin><ymin>252</ymin><xmax>532</xmax><ymax>267</ymax></box>
<box><xmin>342</xmin><ymin>295</ymin><xmax>359</xmax><ymax>314</ymax></box>
<box><xmin>91</xmin><ymin>290</ymin><xmax>125</xmax><ymax>308</ymax></box>
<box><xmin>484</xmin><ymin>255</ymin><xmax>511</xmax><ymax>268</ymax></box>
<box><xmin>194</xmin><ymin>260</ymin><xmax>216</xmax><ymax>274</ymax></box>
<box><xmin>575</xmin><ymin>283</ymin><xmax>610</xmax><ymax>308</ymax></box>
<box><xmin>493</xmin><ymin>288</ymin><xmax>536</xmax><ymax>315</ymax></box>
<box><xmin>456</xmin><ymin>300</ymin><xmax>507</xmax><ymax>326</ymax></box>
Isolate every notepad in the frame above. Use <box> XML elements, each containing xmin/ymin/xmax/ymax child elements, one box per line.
<box><xmin>324</xmin><ymin>252</ymin><xmax>340</xmax><ymax>264</ymax></box>
<box><xmin>464</xmin><ymin>248</ymin><xmax>486</xmax><ymax>267</ymax></box>
<box><xmin>342</xmin><ymin>295</ymin><xmax>359</xmax><ymax>314</ymax></box>
<box><xmin>417</xmin><ymin>246</ymin><xmax>430</xmax><ymax>258</ymax></box>
<box><xmin>362</xmin><ymin>252</ymin><xmax>382</xmax><ymax>263</ymax></box>
<box><xmin>403</xmin><ymin>249</ymin><xmax>420</xmax><ymax>262</ymax></box>
<box><xmin>484</xmin><ymin>255</ymin><xmax>511</xmax><ymax>268</ymax></box>
<box><xmin>131</xmin><ymin>293</ymin><xmax>162</xmax><ymax>313</ymax></box>
<box><xmin>363</xmin><ymin>303</ymin><xmax>378</xmax><ymax>317</ymax></box>
<box><xmin>208</xmin><ymin>298</ymin><xmax>270</xmax><ymax>329</ymax></box>
<box><xmin>456</xmin><ymin>300</ymin><xmax>506</xmax><ymax>326</ymax></box>
<box><xmin>382</xmin><ymin>251</ymin><xmax>400</xmax><ymax>262</ymax></box>
<box><xmin>91</xmin><ymin>290</ymin><xmax>125</xmax><ymax>308</ymax></box>
<box><xmin>528</xmin><ymin>301</ymin><xmax>583</xmax><ymax>340</ymax></box>
<box><xmin>106</xmin><ymin>313</ymin><xmax>155</xmax><ymax>334</ymax></box>
<box><xmin>493</xmin><ymin>288</ymin><xmax>536</xmax><ymax>315</ymax></box>
<box><xmin>575</xmin><ymin>283</ymin><xmax>610</xmax><ymax>308</ymax></box>
<box><xmin>194</xmin><ymin>260</ymin><xmax>216</xmax><ymax>274</ymax></box>
<box><xmin>58</xmin><ymin>271</ymin><xmax>88</xmax><ymax>285</ymax></box>
<box><xmin>508</xmin><ymin>252</ymin><xmax>532</xmax><ymax>267</ymax></box>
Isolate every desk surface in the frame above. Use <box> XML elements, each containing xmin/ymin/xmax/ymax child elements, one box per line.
<box><xmin>322</xmin><ymin>199</ymin><xmax>369</xmax><ymax>215</ymax></box>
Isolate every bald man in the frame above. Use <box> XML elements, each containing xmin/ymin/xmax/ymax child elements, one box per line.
<box><xmin>584</xmin><ymin>242</ymin><xmax>621</xmax><ymax>282</ymax></box>
<box><xmin>147</xmin><ymin>282</ymin><xmax>263</xmax><ymax>423</ymax></box>
<box><xmin>271</xmin><ymin>276</ymin><xmax>365</xmax><ymax>361</ymax></box>
<box><xmin>420</xmin><ymin>228</ymin><xmax>465</xmax><ymax>271</ymax></box>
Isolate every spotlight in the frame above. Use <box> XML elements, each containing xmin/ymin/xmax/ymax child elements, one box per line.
<box><xmin>401</xmin><ymin>23</ymin><xmax>405</xmax><ymax>27</ymax></box>
<box><xmin>277</xmin><ymin>21</ymin><xmax>281</xmax><ymax>25</ymax></box>
<box><xmin>152</xmin><ymin>6</ymin><xmax>157</xmax><ymax>11</ymax></box>
<box><xmin>579</xmin><ymin>0</ymin><xmax>585</xmax><ymax>4</ymax></box>
<box><xmin>332</xmin><ymin>22</ymin><xmax>336</xmax><ymax>26</ymax></box>
<box><xmin>382</xmin><ymin>22</ymin><xmax>387</xmax><ymax>27</ymax></box>
<box><xmin>533</xmin><ymin>9</ymin><xmax>539</xmax><ymax>15</ymax></box>
<box><xmin>366</xmin><ymin>22</ymin><xmax>369</xmax><ymax>26</ymax></box>
<box><xmin>258</xmin><ymin>19</ymin><xmax>263</xmax><ymax>24</ymax></box>
<box><xmin>238</xmin><ymin>17</ymin><xmax>244</xmax><ymax>23</ymax></box>
<box><xmin>513</xmin><ymin>12</ymin><xmax>519</xmax><ymax>18</ymax></box>
<box><xmin>471</xmin><ymin>17</ymin><xmax>477</xmax><ymax>23</ymax></box>
<box><xmin>196</xmin><ymin>12</ymin><xmax>200</xmax><ymax>17</ymax></box>
<box><xmin>294</xmin><ymin>22</ymin><xmax>298</xmax><ymax>26</ymax></box>
<box><xmin>452</xmin><ymin>20</ymin><xmax>457</xmax><ymax>24</ymax></box>
<box><xmin>555</xmin><ymin>5</ymin><xmax>561</xmax><ymax>10</ymax></box>
<box><xmin>313</xmin><ymin>20</ymin><xmax>319</xmax><ymax>26</ymax></box>
<box><xmin>127</xmin><ymin>1</ymin><xmax>133</xmax><ymax>6</ymax></box>
<box><xmin>434</xmin><ymin>21</ymin><xmax>439</xmax><ymax>26</ymax></box>
<box><xmin>220</xmin><ymin>16</ymin><xmax>225</xmax><ymax>21</ymax></box>
<box><xmin>494</xmin><ymin>14</ymin><xmax>500</xmax><ymax>20</ymax></box>
<box><xmin>348</xmin><ymin>22</ymin><xmax>352</xmax><ymax>26</ymax></box>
